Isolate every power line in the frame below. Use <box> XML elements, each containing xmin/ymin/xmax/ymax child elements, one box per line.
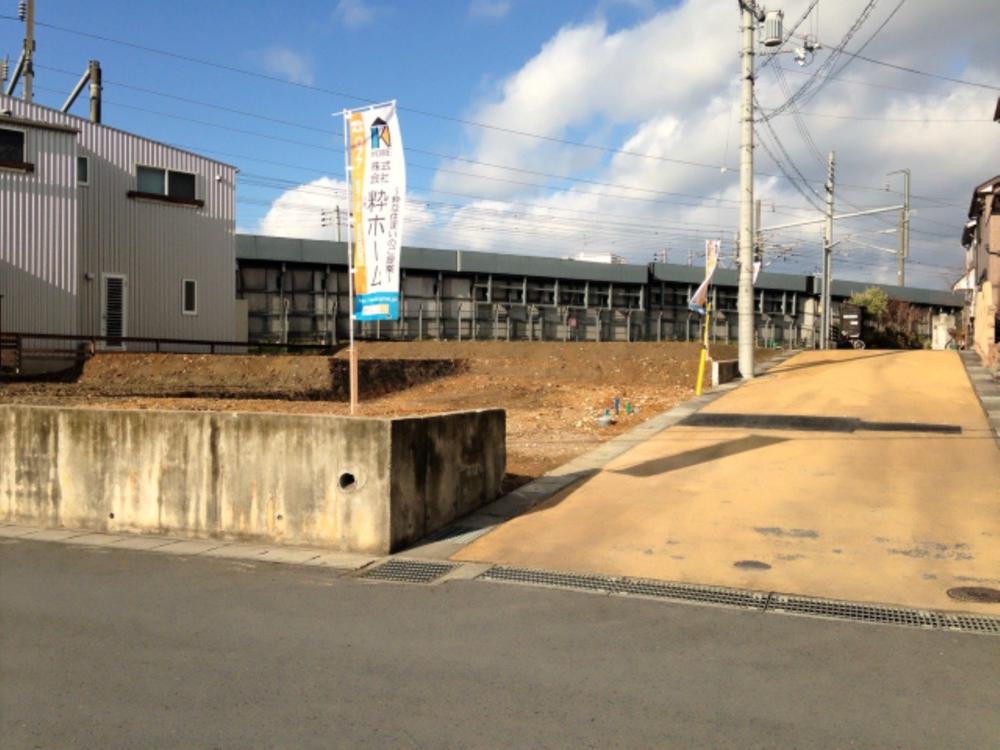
<box><xmin>763</xmin><ymin>0</ymin><xmax>880</xmax><ymax>119</ymax></box>
<box><xmin>807</xmin><ymin>0</ymin><xmax>909</xmax><ymax>106</ymax></box>
<box><xmin>790</xmin><ymin>112</ymin><xmax>993</xmax><ymax>123</ymax></box>
<box><xmin>839</xmin><ymin>49</ymin><xmax>1000</xmax><ymax>92</ymax></box>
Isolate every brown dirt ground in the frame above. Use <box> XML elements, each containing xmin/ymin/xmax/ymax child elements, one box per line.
<box><xmin>1</xmin><ymin>342</ymin><xmax>774</xmax><ymax>490</ymax></box>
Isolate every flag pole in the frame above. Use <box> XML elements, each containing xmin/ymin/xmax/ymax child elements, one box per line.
<box><xmin>342</xmin><ymin>109</ymin><xmax>358</xmax><ymax>415</ymax></box>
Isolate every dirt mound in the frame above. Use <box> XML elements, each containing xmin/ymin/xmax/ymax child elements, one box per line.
<box><xmin>70</xmin><ymin>353</ymin><xmax>462</xmax><ymax>400</ymax></box>
<box><xmin>1</xmin><ymin>341</ymin><xmax>766</xmax><ymax>489</ymax></box>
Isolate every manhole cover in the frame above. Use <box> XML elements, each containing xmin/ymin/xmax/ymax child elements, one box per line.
<box><xmin>734</xmin><ymin>560</ymin><xmax>771</xmax><ymax>570</ymax></box>
<box><xmin>947</xmin><ymin>587</ymin><xmax>1000</xmax><ymax>603</ymax></box>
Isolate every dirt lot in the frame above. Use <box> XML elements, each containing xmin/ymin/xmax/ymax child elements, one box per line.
<box><xmin>2</xmin><ymin>341</ymin><xmax>766</xmax><ymax>489</ymax></box>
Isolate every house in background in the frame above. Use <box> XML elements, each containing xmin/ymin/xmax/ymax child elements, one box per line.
<box><xmin>961</xmin><ymin>174</ymin><xmax>999</xmax><ymax>370</ymax></box>
<box><xmin>0</xmin><ymin>94</ymin><xmax>240</xmax><ymax>355</ymax></box>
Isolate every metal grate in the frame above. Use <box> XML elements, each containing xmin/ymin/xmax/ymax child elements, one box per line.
<box><xmin>482</xmin><ymin>566</ymin><xmax>622</xmax><ymax>593</ymax></box>
<box><xmin>479</xmin><ymin>566</ymin><xmax>1000</xmax><ymax>635</ymax></box>
<box><xmin>768</xmin><ymin>595</ymin><xmax>1000</xmax><ymax>635</ymax></box>
<box><xmin>481</xmin><ymin>566</ymin><xmax>765</xmax><ymax>609</ymax></box>
<box><xmin>617</xmin><ymin>578</ymin><xmax>767</xmax><ymax>609</ymax></box>
<box><xmin>359</xmin><ymin>559</ymin><xmax>457</xmax><ymax>584</ymax></box>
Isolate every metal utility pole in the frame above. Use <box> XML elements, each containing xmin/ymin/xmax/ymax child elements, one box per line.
<box><xmin>737</xmin><ymin>0</ymin><xmax>759</xmax><ymax>378</ymax></box>
<box><xmin>22</xmin><ymin>0</ymin><xmax>34</xmax><ymax>103</ymax></box>
<box><xmin>821</xmin><ymin>151</ymin><xmax>835</xmax><ymax>350</ymax></box>
<box><xmin>888</xmin><ymin>168</ymin><xmax>910</xmax><ymax>287</ymax></box>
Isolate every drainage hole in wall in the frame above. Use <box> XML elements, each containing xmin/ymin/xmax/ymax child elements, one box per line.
<box><xmin>276</xmin><ymin>514</ymin><xmax>283</xmax><ymax>521</ymax></box>
<box><xmin>108</xmin><ymin>513</ymin><xmax>115</xmax><ymax>520</ymax></box>
<box><xmin>339</xmin><ymin>473</ymin><xmax>357</xmax><ymax>492</ymax></box>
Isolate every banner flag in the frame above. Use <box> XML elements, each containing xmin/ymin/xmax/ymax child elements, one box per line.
<box><xmin>687</xmin><ymin>239</ymin><xmax>720</xmax><ymax>315</ymax></box>
<box><xmin>346</xmin><ymin>102</ymin><xmax>406</xmax><ymax>321</ymax></box>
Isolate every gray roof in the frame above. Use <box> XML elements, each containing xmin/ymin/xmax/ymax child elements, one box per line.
<box><xmin>236</xmin><ymin>234</ymin><xmax>648</xmax><ymax>283</ymax></box>
<box><xmin>650</xmin><ymin>262</ymin><xmax>808</xmax><ymax>291</ymax></box>
<box><xmin>829</xmin><ymin>279</ymin><xmax>964</xmax><ymax>308</ymax></box>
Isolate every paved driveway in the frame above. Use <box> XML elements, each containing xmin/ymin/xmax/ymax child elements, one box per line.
<box><xmin>455</xmin><ymin>350</ymin><xmax>1000</xmax><ymax>614</ymax></box>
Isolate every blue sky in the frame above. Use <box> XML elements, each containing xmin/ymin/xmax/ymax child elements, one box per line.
<box><xmin>0</xmin><ymin>0</ymin><xmax>666</xmax><ymax>229</ymax></box>
<box><xmin>2</xmin><ymin>0</ymin><xmax>998</xmax><ymax>289</ymax></box>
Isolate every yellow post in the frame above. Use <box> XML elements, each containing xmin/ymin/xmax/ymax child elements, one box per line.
<box><xmin>695</xmin><ymin>303</ymin><xmax>712</xmax><ymax>396</ymax></box>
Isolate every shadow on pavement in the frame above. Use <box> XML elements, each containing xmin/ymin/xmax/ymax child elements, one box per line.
<box><xmin>681</xmin><ymin>413</ymin><xmax>962</xmax><ymax>434</ymax></box>
<box><xmin>767</xmin><ymin>350</ymin><xmax>904</xmax><ymax>375</ymax></box>
<box><xmin>613</xmin><ymin>434</ymin><xmax>788</xmax><ymax>478</ymax></box>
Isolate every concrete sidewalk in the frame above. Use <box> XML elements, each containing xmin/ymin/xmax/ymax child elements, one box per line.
<box><xmin>454</xmin><ymin>350</ymin><xmax>1000</xmax><ymax>615</ymax></box>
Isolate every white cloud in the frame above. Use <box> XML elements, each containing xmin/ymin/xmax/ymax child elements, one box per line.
<box><xmin>333</xmin><ymin>0</ymin><xmax>376</xmax><ymax>29</ymax></box>
<box><xmin>426</xmin><ymin>0</ymin><xmax>1000</xmax><ymax>288</ymax></box>
<box><xmin>261</xmin><ymin>47</ymin><xmax>314</xmax><ymax>85</ymax></box>
<box><xmin>469</xmin><ymin>0</ymin><xmax>511</xmax><ymax>19</ymax></box>
<box><xmin>256</xmin><ymin>177</ymin><xmax>436</xmax><ymax>246</ymax></box>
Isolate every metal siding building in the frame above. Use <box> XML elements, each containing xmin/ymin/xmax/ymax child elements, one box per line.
<box><xmin>1</xmin><ymin>95</ymin><xmax>237</xmax><ymax>345</ymax></box>
<box><xmin>236</xmin><ymin>234</ymin><xmax>964</xmax><ymax>347</ymax></box>
<box><xmin>0</xmin><ymin>113</ymin><xmax>78</xmax><ymax>335</ymax></box>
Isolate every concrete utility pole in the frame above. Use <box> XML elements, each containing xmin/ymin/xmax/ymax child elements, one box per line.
<box><xmin>88</xmin><ymin>59</ymin><xmax>101</xmax><ymax>123</ymax></box>
<box><xmin>821</xmin><ymin>151</ymin><xmax>835</xmax><ymax>350</ymax></box>
<box><xmin>889</xmin><ymin>168</ymin><xmax>910</xmax><ymax>287</ymax></box>
<box><xmin>22</xmin><ymin>0</ymin><xmax>34</xmax><ymax>103</ymax></box>
<box><xmin>737</xmin><ymin>1</ymin><xmax>759</xmax><ymax>378</ymax></box>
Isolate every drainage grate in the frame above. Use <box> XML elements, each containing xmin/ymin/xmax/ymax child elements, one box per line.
<box><xmin>768</xmin><ymin>595</ymin><xmax>1000</xmax><ymax>635</ymax></box>
<box><xmin>479</xmin><ymin>567</ymin><xmax>1000</xmax><ymax>635</ymax></box>
<box><xmin>481</xmin><ymin>566</ymin><xmax>621</xmax><ymax>593</ymax></box>
<box><xmin>481</xmin><ymin>567</ymin><xmax>766</xmax><ymax>609</ymax></box>
<box><xmin>359</xmin><ymin>559</ymin><xmax>457</xmax><ymax>584</ymax></box>
<box><xmin>617</xmin><ymin>578</ymin><xmax>767</xmax><ymax>609</ymax></box>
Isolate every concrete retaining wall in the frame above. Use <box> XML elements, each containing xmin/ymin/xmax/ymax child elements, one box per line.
<box><xmin>0</xmin><ymin>405</ymin><xmax>504</xmax><ymax>554</ymax></box>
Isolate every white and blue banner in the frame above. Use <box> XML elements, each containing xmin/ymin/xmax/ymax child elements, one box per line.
<box><xmin>687</xmin><ymin>239</ymin><xmax>720</xmax><ymax>314</ymax></box>
<box><xmin>346</xmin><ymin>102</ymin><xmax>406</xmax><ymax>321</ymax></box>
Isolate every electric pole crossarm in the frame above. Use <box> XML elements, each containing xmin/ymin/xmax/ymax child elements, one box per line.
<box><xmin>840</xmin><ymin>238</ymin><xmax>898</xmax><ymax>254</ymax></box>
<box><xmin>60</xmin><ymin>69</ymin><xmax>92</xmax><ymax>113</ymax></box>
<box><xmin>4</xmin><ymin>50</ymin><xmax>25</xmax><ymax>96</ymax></box>
<box><xmin>762</xmin><ymin>205</ymin><xmax>904</xmax><ymax>233</ymax></box>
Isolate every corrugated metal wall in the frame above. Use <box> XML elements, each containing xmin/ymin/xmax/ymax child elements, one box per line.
<box><xmin>0</xmin><ymin>106</ymin><xmax>78</xmax><ymax>335</ymax></box>
<box><xmin>1</xmin><ymin>95</ymin><xmax>237</xmax><ymax>344</ymax></box>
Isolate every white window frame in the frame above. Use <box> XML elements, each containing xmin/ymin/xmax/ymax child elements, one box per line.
<box><xmin>100</xmin><ymin>273</ymin><xmax>128</xmax><ymax>349</ymax></box>
<box><xmin>77</xmin><ymin>155</ymin><xmax>90</xmax><ymax>186</ymax></box>
<box><xmin>182</xmin><ymin>278</ymin><xmax>198</xmax><ymax>316</ymax></box>
<box><xmin>0</xmin><ymin>125</ymin><xmax>28</xmax><ymax>167</ymax></box>
<box><xmin>134</xmin><ymin>163</ymin><xmax>198</xmax><ymax>200</ymax></box>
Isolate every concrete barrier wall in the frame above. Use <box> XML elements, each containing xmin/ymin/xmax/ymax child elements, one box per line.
<box><xmin>711</xmin><ymin>358</ymin><xmax>740</xmax><ymax>387</ymax></box>
<box><xmin>1</xmin><ymin>405</ymin><xmax>504</xmax><ymax>554</ymax></box>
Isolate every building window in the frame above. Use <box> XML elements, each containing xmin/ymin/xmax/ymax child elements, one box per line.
<box><xmin>77</xmin><ymin>156</ymin><xmax>89</xmax><ymax>185</ymax></box>
<box><xmin>0</xmin><ymin>127</ymin><xmax>29</xmax><ymax>170</ymax></box>
<box><xmin>169</xmin><ymin>171</ymin><xmax>196</xmax><ymax>201</ymax></box>
<box><xmin>137</xmin><ymin>165</ymin><xmax>167</xmax><ymax>194</ymax></box>
<box><xmin>183</xmin><ymin>279</ymin><xmax>197</xmax><ymax>315</ymax></box>
<box><xmin>131</xmin><ymin>165</ymin><xmax>203</xmax><ymax>207</ymax></box>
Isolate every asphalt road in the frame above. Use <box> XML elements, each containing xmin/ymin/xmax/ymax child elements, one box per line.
<box><xmin>1</xmin><ymin>539</ymin><xmax>998</xmax><ymax>749</ymax></box>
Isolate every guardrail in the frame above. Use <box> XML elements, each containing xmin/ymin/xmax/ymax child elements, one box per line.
<box><xmin>0</xmin><ymin>332</ymin><xmax>345</xmax><ymax>375</ymax></box>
